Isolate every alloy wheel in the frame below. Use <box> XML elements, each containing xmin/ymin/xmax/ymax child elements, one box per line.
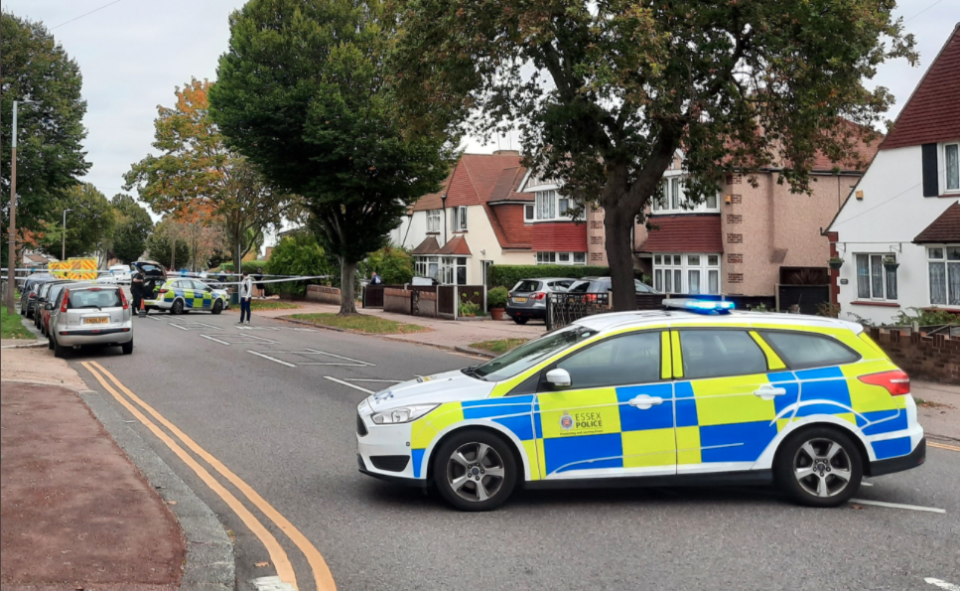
<box><xmin>446</xmin><ymin>442</ymin><xmax>506</xmax><ymax>504</ymax></box>
<box><xmin>793</xmin><ymin>438</ymin><xmax>853</xmax><ymax>498</ymax></box>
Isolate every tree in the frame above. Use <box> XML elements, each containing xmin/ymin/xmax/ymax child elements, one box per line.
<box><xmin>37</xmin><ymin>183</ymin><xmax>115</xmax><ymax>260</ymax></box>
<box><xmin>360</xmin><ymin>247</ymin><xmax>414</xmax><ymax>285</ymax></box>
<box><xmin>267</xmin><ymin>232</ymin><xmax>336</xmax><ymax>296</ymax></box>
<box><xmin>124</xmin><ymin>79</ymin><xmax>291</xmax><ymax>274</ymax></box>
<box><xmin>392</xmin><ymin>0</ymin><xmax>917</xmax><ymax>310</ymax></box>
<box><xmin>147</xmin><ymin>219</ymin><xmax>190</xmax><ymax>271</ymax></box>
<box><xmin>210</xmin><ymin>0</ymin><xmax>454</xmax><ymax>315</ymax></box>
<box><xmin>111</xmin><ymin>194</ymin><xmax>153</xmax><ymax>264</ymax></box>
<box><xmin>2</xmin><ymin>13</ymin><xmax>89</xmax><ymax>243</ymax></box>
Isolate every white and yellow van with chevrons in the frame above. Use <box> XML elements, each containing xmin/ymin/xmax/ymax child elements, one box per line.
<box><xmin>357</xmin><ymin>300</ymin><xmax>926</xmax><ymax>511</ymax></box>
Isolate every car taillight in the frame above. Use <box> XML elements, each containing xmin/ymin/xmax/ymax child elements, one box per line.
<box><xmin>859</xmin><ymin>370</ymin><xmax>910</xmax><ymax>396</ymax></box>
<box><xmin>119</xmin><ymin>289</ymin><xmax>129</xmax><ymax>310</ymax></box>
<box><xmin>532</xmin><ymin>292</ymin><xmax>547</xmax><ymax>301</ymax></box>
<box><xmin>60</xmin><ymin>290</ymin><xmax>70</xmax><ymax>313</ymax></box>
<box><xmin>29</xmin><ymin>292</ymin><xmax>36</xmax><ymax>299</ymax></box>
<box><xmin>586</xmin><ymin>294</ymin><xmax>598</xmax><ymax>303</ymax></box>
<box><xmin>159</xmin><ymin>289</ymin><xmax>168</xmax><ymax>295</ymax></box>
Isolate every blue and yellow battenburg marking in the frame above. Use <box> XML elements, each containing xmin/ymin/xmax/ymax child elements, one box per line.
<box><xmin>408</xmin><ymin>327</ymin><xmax>910</xmax><ymax>480</ymax></box>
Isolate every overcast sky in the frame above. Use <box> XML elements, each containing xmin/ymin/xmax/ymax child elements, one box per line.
<box><xmin>5</xmin><ymin>0</ymin><xmax>958</xmax><ymax>211</ymax></box>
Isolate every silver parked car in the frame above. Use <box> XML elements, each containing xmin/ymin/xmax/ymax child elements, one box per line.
<box><xmin>49</xmin><ymin>284</ymin><xmax>134</xmax><ymax>358</ymax></box>
<box><xmin>505</xmin><ymin>277</ymin><xmax>576</xmax><ymax>324</ymax></box>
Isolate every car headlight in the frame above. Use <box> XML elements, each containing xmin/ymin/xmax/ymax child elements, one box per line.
<box><xmin>371</xmin><ymin>404</ymin><xmax>439</xmax><ymax>425</ymax></box>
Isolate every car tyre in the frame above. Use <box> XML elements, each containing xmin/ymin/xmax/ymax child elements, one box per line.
<box><xmin>432</xmin><ymin>429</ymin><xmax>518</xmax><ymax>512</ymax></box>
<box><xmin>48</xmin><ymin>335</ymin><xmax>55</xmax><ymax>350</ymax></box>
<box><xmin>212</xmin><ymin>300</ymin><xmax>224</xmax><ymax>315</ymax></box>
<box><xmin>775</xmin><ymin>426</ymin><xmax>863</xmax><ymax>508</ymax></box>
<box><xmin>20</xmin><ymin>305</ymin><xmax>26</xmax><ymax>317</ymax></box>
<box><xmin>171</xmin><ymin>299</ymin><xmax>185</xmax><ymax>315</ymax></box>
<box><xmin>53</xmin><ymin>338</ymin><xmax>68</xmax><ymax>359</ymax></box>
<box><xmin>121</xmin><ymin>340</ymin><xmax>134</xmax><ymax>355</ymax></box>
<box><xmin>512</xmin><ymin>317</ymin><xmax>529</xmax><ymax>325</ymax></box>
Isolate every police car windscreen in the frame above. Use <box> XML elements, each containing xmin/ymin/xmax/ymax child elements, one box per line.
<box><xmin>474</xmin><ymin>327</ymin><xmax>597</xmax><ymax>382</ymax></box>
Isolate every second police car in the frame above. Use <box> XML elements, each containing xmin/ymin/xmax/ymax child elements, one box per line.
<box><xmin>357</xmin><ymin>299</ymin><xmax>926</xmax><ymax>511</ymax></box>
<box><xmin>144</xmin><ymin>278</ymin><xmax>230</xmax><ymax>315</ymax></box>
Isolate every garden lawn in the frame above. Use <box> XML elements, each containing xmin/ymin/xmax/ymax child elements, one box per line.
<box><xmin>242</xmin><ymin>300</ymin><xmax>301</xmax><ymax>312</ymax></box>
<box><xmin>1</xmin><ymin>306</ymin><xmax>33</xmax><ymax>340</ymax></box>
<box><xmin>469</xmin><ymin>339</ymin><xmax>528</xmax><ymax>355</ymax></box>
<box><xmin>288</xmin><ymin>313</ymin><xmax>429</xmax><ymax>335</ymax></box>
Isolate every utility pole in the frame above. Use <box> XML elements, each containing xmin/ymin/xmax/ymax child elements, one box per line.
<box><xmin>6</xmin><ymin>103</ymin><xmax>20</xmax><ymax>313</ymax></box>
<box><xmin>62</xmin><ymin>209</ymin><xmax>72</xmax><ymax>261</ymax></box>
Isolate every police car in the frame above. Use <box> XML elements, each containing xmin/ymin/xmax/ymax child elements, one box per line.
<box><xmin>357</xmin><ymin>299</ymin><xmax>926</xmax><ymax>511</ymax></box>
<box><xmin>144</xmin><ymin>278</ymin><xmax>230</xmax><ymax>315</ymax></box>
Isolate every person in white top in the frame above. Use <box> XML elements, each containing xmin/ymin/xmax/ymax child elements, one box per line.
<box><xmin>239</xmin><ymin>272</ymin><xmax>254</xmax><ymax>324</ymax></box>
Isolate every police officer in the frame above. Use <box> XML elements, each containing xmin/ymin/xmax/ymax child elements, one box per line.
<box><xmin>131</xmin><ymin>268</ymin><xmax>145</xmax><ymax>315</ymax></box>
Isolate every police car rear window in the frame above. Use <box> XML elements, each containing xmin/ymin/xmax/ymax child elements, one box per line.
<box><xmin>761</xmin><ymin>332</ymin><xmax>860</xmax><ymax>370</ymax></box>
<box><xmin>680</xmin><ymin>330</ymin><xmax>767</xmax><ymax>379</ymax></box>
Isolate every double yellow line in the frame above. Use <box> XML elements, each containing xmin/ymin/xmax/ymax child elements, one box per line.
<box><xmin>82</xmin><ymin>361</ymin><xmax>337</xmax><ymax>591</ymax></box>
<box><xmin>929</xmin><ymin>441</ymin><xmax>960</xmax><ymax>453</ymax></box>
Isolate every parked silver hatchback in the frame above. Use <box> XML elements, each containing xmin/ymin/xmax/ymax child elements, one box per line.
<box><xmin>49</xmin><ymin>284</ymin><xmax>134</xmax><ymax>358</ymax></box>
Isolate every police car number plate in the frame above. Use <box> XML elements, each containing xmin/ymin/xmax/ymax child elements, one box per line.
<box><xmin>84</xmin><ymin>317</ymin><xmax>109</xmax><ymax>325</ymax></box>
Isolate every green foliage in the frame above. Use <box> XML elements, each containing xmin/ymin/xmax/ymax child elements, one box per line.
<box><xmin>1</xmin><ymin>305</ymin><xmax>33</xmax><ymax>339</ymax></box>
<box><xmin>488</xmin><ymin>265</ymin><xmax>611</xmax><ymax>289</ymax></box>
<box><xmin>266</xmin><ymin>233</ymin><xmax>335</xmax><ymax>295</ymax></box>
<box><xmin>459</xmin><ymin>292</ymin><xmax>483</xmax><ymax>317</ymax></box>
<box><xmin>817</xmin><ymin>302</ymin><xmax>842</xmax><ymax>319</ymax></box>
<box><xmin>392</xmin><ymin>0</ymin><xmax>917</xmax><ymax>310</ymax></box>
<box><xmin>146</xmin><ymin>229</ymin><xmax>190</xmax><ymax>270</ymax></box>
<box><xmin>1</xmin><ymin>13</ymin><xmax>90</xmax><ymax>240</ymax></box>
<box><xmin>37</xmin><ymin>183</ymin><xmax>115</xmax><ymax>259</ymax></box>
<box><xmin>210</xmin><ymin>0</ymin><xmax>455</xmax><ymax>314</ymax></box>
<box><xmin>487</xmin><ymin>286</ymin><xmax>510</xmax><ymax>309</ymax></box>
<box><xmin>361</xmin><ymin>247</ymin><xmax>414</xmax><ymax>285</ymax></box>
<box><xmin>893</xmin><ymin>308</ymin><xmax>960</xmax><ymax>327</ymax></box>
<box><xmin>111</xmin><ymin>194</ymin><xmax>153</xmax><ymax>264</ymax></box>
<box><xmin>221</xmin><ymin>260</ymin><xmax>270</xmax><ymax>275</ymax></box>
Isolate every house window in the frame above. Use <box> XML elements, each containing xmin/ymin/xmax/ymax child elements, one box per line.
<box><xmin>441</xmin><ymin>257</ymin><xmax>468</xmax><ymax>285</ymax></box>
<box><xmin>928</xmin><ymin>246</ymin><xmax>960</xmax><ymax>306</ymax></box>
<box><xmin>415</xmin><ymin>256</ymin><xmax>440</xmax><ymax>280</ymax></box>
<box><xmin>651</xmin><ymin>176</ymin><xmax>721</xmax><ymax>214</ymax></box>
<box><xmin>450</xmin><ymin>207</ymin><xmax>468</xmax><ymax>232</ymax></box>
<box><xmin>946</xmin><ymin>143</ymin><xmax>959</xmax><ymax>192</ymax></box>
<box><xmin>653</xmin><ymin>253</ymin><xmax>720</xmax><ymax>294</ymax></box>
<box><xmin>855</xmin><ymin>254</ymin><xmax>898</xmax><ymax>301</ymax></box>
<box><xmin>524</xmin><ymin>205</ymin><xmax>535</xmax><ymax>223</ymax></box>
<box><xmin>536</xmin><ymin>252</ymin><xmax>586</xmax><ymax>266</ymax></box>
<box><xmin>534</xmin><ymin>191</ymin><xmax>576</xmax><ymax>222</ymax></box>
<box><xmin>427</xmin><ymin>210</ymin><xmax>442</xmax><ymax>234</ymax></box>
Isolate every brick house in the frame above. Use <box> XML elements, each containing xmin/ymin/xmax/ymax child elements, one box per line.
<box><xmin>828</xmin><ymin>24</ymin><xmax>960</xmax><ymax>325</ymax></box>
<box><xmin>634</xmin><ymin>137</ymin><xmax>880</xmax><ymax>300</ymax></box>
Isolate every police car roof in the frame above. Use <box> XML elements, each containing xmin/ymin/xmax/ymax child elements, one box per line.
<box><xmin>572</xmin><ymin>309</ymin><xmax>864</xmax><ymax>335</ymax></box>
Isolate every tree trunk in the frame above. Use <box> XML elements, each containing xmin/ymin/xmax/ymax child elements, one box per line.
<box><xmin>339</xmin><ymin>259</ymin><xmax>358</xmax><ymax>315</ymax></box>
<box><xmin>603</xmin><ymin>205</ymin><xmax>637</xmax><ymax>312</ymax></box>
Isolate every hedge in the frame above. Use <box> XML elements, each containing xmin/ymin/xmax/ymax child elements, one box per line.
<box><xmin>488</xmin><ymin>265</ymin><xmax>611</xmax><ymax>289</ymax></box>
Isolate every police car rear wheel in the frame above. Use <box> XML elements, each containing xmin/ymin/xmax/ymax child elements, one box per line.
<box><xmin>434</xmin><ymin>430</ymin><xmax>517</xmax><ymax>512</ymax></box>
<box><xmin>776</xmin><ymin>427</ymin><xmax>862</xmax><ymax>508</ymax></box>
<box><xmin>171</xmin><ymin>299</ymin><xmax>184</xmax><ymax>315</ymax></box>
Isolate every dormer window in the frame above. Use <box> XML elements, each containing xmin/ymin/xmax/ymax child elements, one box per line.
<box><xmin>651</xmin><ymin>176</ymin><xmax>719</xmax><ymax>214</ymax></box>
<box><xmin>534</xmin><ymin>190</ymin><xmax>574</xmax><ymax>222</ymax></box>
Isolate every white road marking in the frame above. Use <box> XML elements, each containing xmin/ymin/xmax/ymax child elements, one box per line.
<box><xmin>324</xmin><ymin>376</ymin><xmax>374</xmax><ymax>394</ymax></box>
<box><xmin>925</xmin><ymin>578</ymin><xmax>960</xmax><ymax>591</ymax></box>
<box><xmin>346</xmin><ymin>379</ymin><xmax>403</xmax><ymax>384</ymax></box>
<box><xmin>200</xmin><ymin>334</ymin><xmax>281</xmax><ymax>347</ymax></box>
<box><xmin>303</xmin><ymin>349</ymin><xmax>374</xmax><ymax>367</ymax></box>
<box><xmin>860</xmin><ymin>481</ymin><xmax>874</xmax><ymax>487</ymax></box>
<box><xmin>170</xmin><ymin>321</ymin><xmax>221</xmax><ymax>331</ymax></box>
<box><xmin>850</xmin><ymin>499</ymin><xmax>946</xmax><ymax>514</ymax></box>
<box><xmin>237</xmin><ymin>326</ymin><xmax>283</xmax><ymax>332</ymax></box>
<box><xmin>251</xmin><ymin>576</ymin><xmax>297</xmax><ymax>591</ymax></box>
<box><xmin>248</xmin><ymin>351</ymin><xmax>297</xmax><ymax>368</ymax></box>
<box><xmin>200</xmin><ymin>334</ymin><xmax>231</xmax><ymax>346</ymax></box>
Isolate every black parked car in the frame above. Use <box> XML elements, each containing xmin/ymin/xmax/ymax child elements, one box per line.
<box><xmin>19</xmin><ymin>274</ymin><xmax>57</xmax><ymax>319</ymax></box>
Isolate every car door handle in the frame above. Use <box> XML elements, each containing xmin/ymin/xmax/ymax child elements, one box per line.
<box><xmin>629</xmin><ymin>395</ymin><xmax>664</xmax><ymax>410</ymax></box>
<box><xmin>754</xmin><ymin>385</ymin><xmax>788</xmax><ymax>401</ymax></box>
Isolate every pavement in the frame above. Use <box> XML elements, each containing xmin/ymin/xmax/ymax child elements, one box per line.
<box><xmin>64</xmin><ymin>309</ymin><xmax>960</xmax><ymax>591</ymax></box>
<box><xmin>0</xmin><ymin>379</ymin><xmax>185</xmax><ymax>591</ymax></box>
<box><xmin>248</xmin><ymin>301</ymin><xmax>545</xmax><ymax>350</ymax></box>
<box><xmin>913</xmin><ymin>382</ymin><xmax>960</xmax><ymax>443</ymax></box>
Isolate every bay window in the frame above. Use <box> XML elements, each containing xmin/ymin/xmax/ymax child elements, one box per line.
<box><xmin>653</xmin><ymin>254</ymin><xmax>721</xmax><ymax>294</ymax></box>
<box><xmin>855</xmin><ymin>254</ymin><xmax>898</xmax><ymax>302</ymax></box>
<box><xmin>928</xmin><ymin>246</ymin><xmax>960</xmax><ymax>306</ymax></box>
<box><xmin>441</xmin><ymin>257</ymin><xmax>469</xmax><ymax>285</ymax></box>
<box><xmin>534</xmin><ymin>191</ymin><xmax>576</xmax><ymax>221</ymax></box>
<box><xmin>415</xmin><ymin>256</ymin><xmax>440</xmax><ymax>280</ymax></box>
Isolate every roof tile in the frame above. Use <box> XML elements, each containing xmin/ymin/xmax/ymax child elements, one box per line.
<box><xmin>914</xmin><ymin>202</ymin><xmax>960</xmax><ymax>244</ymax></box>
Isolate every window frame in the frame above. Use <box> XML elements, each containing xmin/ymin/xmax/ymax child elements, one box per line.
<box><xmin>758</xmin><ymin>330</ymin><xmax>862</xmax><ymax>371</ymax></box>
<box><xmin>427</xmin><ymin>209</ymin><xmax>442</xmax><ymax>234</ymax></box>
<box><xmin>943</xmin><ymin>142</ymin><xmax>959</xmax><ymax>194</ymax></box>
<box><xmin>651</xmin><ymin>172</ymin><xmax>721</xmax><ymax>215</ymax></box>
<box><xmin>533</xmin><ymin>190</ymin><xmax>578</xmax><ymax>222</ymax></box>
<box><xmin>927</xmin><ymin>244</ymin><xmax>960</xmax><ymax>307</ymax></box>
<box><xmin>653</xmin><ymin>253</ymin><xmax>721</xmax><ymax>295</ymax></box>
<box><xmin>855</xmin><ymin>253</ymin><xmax>899</xmax><ymax>302</ymax></box>
<box><xmin>537</xmin><ymin>330</ymin><xmax>667</xmax><ymax>392</ymax></box>
<box><xmin>524</xmin><ymin>204</ymin><xmax>535</xmax><ymax>223</ymax></box>
<box><xmin>536</xmin><ymin>251</ymin><xmax>588</xmax><ymax>266</ymax></box>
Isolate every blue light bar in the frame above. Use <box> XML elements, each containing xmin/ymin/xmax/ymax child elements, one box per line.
<box><xmin>663</xmin><ymin>298</ymin><xmax>735</xmax><ymax>314</ymax></box>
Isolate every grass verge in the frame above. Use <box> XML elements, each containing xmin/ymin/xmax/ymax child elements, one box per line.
<box><xmin>288</xmin><ymin>313</ymin><xmax>430</xmax><ymax>335</ymax></box>
<box><xmin>469</xmin><ymin>339</ymin><xmax>528</xmax><ymax>355</ymax></box>
<box><xmin>1</xmin><ymin>306</ymin><xmax>34</xmax><ymax>340</ymax></box>
<box><xmin>229</xmin><ymin>300</ymin><xmax>302</xmax><ymax>312</ymax></box>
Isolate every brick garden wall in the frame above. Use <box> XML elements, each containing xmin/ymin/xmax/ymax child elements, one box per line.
<box><xmin>384</xmin><ymin>288</ymin><xmax>412</xmax><ymax>315</ymax></box>
<box><xmin>305</xmin><ymin>285</ymin><xmax>341</xmax><ymax>306</ymax></box>
<box><xmin>867</xmin><ymin>327</ymin><xmax>959</xmax><ymax>384</ymax></box>
<box><xmin>417</xmin><ymin>291</ymin><xmax>438</xmax><ymax>318</ymax></box>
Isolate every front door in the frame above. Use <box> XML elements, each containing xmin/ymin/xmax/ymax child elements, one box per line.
<box><xmin>672</xmin><ymin>329</ymin><xmax>785</xmax><ymax>474</ymax></box>
<box><xmin>536</xmin><ymin>330</ymin><xmax>675</xmax><ymax>480</ymax></box>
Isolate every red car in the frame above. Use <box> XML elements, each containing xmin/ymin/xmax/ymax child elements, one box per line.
<box><xmin>39</xmin><ymin>283</ymin><xmax>75</xmax><ymax>338</ymax></box>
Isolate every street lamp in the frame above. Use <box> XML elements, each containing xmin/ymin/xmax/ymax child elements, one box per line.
<box><xmin>5</xmin><ymin>99</ymin><xmax>39</xmax><ymax>313</ymax></box>
<box><xmin>62</xmin><ymin>209</ymin><xmax>73</xmax><ymax>261</ymax></box>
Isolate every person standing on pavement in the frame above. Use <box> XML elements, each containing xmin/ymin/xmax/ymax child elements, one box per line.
<box><xmin>131</xmin><ymin>269</ymin><xmax>145</xmax><ymax>315</ymax></box>
<box><xmin>239</xmin><ymin>271</ymin><xmax>253</xmax><ymax>324</ymax></box>
<box><xmin>255</xmin><ymin>268</ymin><xmax>265</xmax><ymax>299</ymax></box>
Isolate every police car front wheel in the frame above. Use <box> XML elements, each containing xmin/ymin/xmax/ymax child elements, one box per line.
<box><xmin>775</xmin><ymin>427</ymin><xmax>863</xmax><ymax>508</ymax></box>
<box><xmin>433</xmin><ymin>429</ymin><xmax>518</xmax><ymax>512</ymax></box>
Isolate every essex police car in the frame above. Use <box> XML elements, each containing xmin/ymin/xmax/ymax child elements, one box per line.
<box><xmin>144</xmin><ymin>278</ymin><xmax>230</xmax><ymax>315</ymax></box>
<box><xmin>357</xmin><ymin>299</ymin><xmax>926</xmax><ymax>511</ymax></box>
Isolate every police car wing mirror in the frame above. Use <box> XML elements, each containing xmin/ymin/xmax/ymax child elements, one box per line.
<box><xmin>546</xmin><ymin>369</ymin><xmax>572</xmax><ymax>389</ymax></box>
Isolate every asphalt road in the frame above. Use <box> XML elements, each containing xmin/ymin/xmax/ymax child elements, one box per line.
<box><xmin>67</xmin><ymin>311</ymin><xmax>960</xmax><ymax>591</ymax></box>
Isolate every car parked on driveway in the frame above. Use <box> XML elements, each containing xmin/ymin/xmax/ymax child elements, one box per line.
<box><xmin>567</xmin><ymin>276</ymin><xmax>660</xmax><ymax>296</ymax></box>
<box><xmin>49</xmin><ymin>285</ymin><xmax>133</xmax><ymax>358</ymax></box>
<box><xmin>506</xmin><ymin>278</ymin><xmax>575</xmax><ymax>325</ymax></box>
<box><xmin>19</xmin><ymin>274</ymin><xmax>56</xmax><ymax>319</ymax></box>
